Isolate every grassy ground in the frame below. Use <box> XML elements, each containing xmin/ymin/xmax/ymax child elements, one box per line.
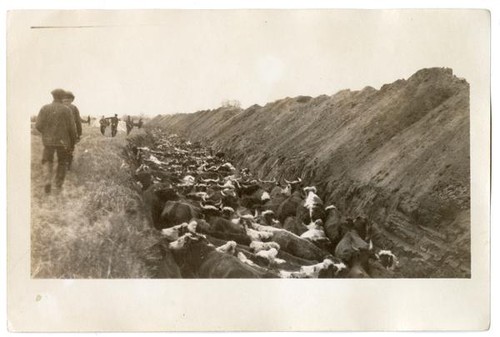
<box><xmin>31</xmin><ymin>125</ymin><xmax>161</xmax><ymax>278</ymax></box>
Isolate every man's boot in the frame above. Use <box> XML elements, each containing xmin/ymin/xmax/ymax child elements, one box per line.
<box><xmin>42</xmin><ymin>161</ymin><xmax>53</xmax><ymax>194</ymax></box>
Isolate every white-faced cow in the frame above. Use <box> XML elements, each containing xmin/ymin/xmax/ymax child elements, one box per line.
<box><xmin>297</xmin><ymin>186</ymin><xmax>325</xmax><ymax>224</ymax></box>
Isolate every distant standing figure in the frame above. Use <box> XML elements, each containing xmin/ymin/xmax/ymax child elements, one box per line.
<box><xmin>126</xmin><ymin>116</ymin><xmax>134</xmax><ymax>135</ymax></box>
<box><xmin>62</xmin><ymin>91</ymin><xmax>82</xmax><ymax>170</ymax></box>
<box><xmin>99</xmin><ymin>116</ymin><xmax>109</xmax><ymax>135</ymax></box>
<box><xmin>87</xmin><ymin>115</ymin><xmax>91</xmax><ymax>125</ymax></box>
<box><xmin>110</xmin><ymin>114</ymin><xmax>119</xmax><ymax>137</ymax></box>
<box><xmin>35</xmin><ymin>88</ymin><xmax>77</xmax><ymax>194</ymax></box>
<box><xmin>137</xmin><ymin>118</ymin><xmax>143</xmax><ymax>129</ymax></box>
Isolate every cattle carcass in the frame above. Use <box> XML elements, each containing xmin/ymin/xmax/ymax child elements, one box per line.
<box><xmin>211</xmin><ymin>216</ymin><xmax>246</xmax><ymax>236</ymax></box>
<box><xmin>254</xmin><ymin>248</ymin><xmax>286</xmax><ymax>266</ymax></box>
<box><xmin>335</xmin><ymin>230</ymin><xmax>375</xmax><ymax>278</ymax></box>
<box><xmin>266</xmin><ymin>184</ymin><xmax>291</xmax><ymax>213</ymax></box>
<box><xmin>376</xmin><ymin>250</ymin><xmax>398</xmax><ymax>270</ymax></box>
<box><xmin>151</xmin><ymin>240</ymin><xmax>182</xmax><ymax>278</ymax></box>
<box><xmin>159</xmin><ymin>200</ymin><xmax>198</xmax><ymax>229</ymax></box>
<box><xmin>257</xmin><ymin>210</ymin><xmax>280</xmax><ymax>227</ymax></box>
<box><xmin>283</xmin><ymin>178</ymin><xmax>303</xmax><ymax>193</ymax></box>
<box><xmin>142</xmin><ymin>183</ymin><xmax>179</xmax><ymax>229</ymax></box>
<box><xmin>279</xmin><ymin>258</ymin><xmax>346</xmax><ymax>278</ymax></box>
<box><xmin>131</xmin><ymin>128</ymin><xmax>398</xmax><ymax>278</ymax></box>
<box><xmin>200</xmin><ymin>204</ymin><xmax>250</xmax><ymax>245</ymax></box>
<box><xmin>277</xmin><ymin>191</ymin><xmax>303</xmax><ymax>223</ymax></box>
<box><xmin>237</xmin><ymin>182</ymin><xmax>271</xmax><ymax>210</ymax></box>
<box><xmin>323</xmin><ymin>205</ymin><xmax>343</xmax><ymax>248</ymax></box>
<box><xmin>270</xmin><ymin>228</ymin><xmax>331</xmax><ymax>261</ymax></box>
<box><xmin>168</xmin><ymin>233</ymin><xmax>274</xmax><ymax>278</ymax></box>
<box><xmin>296</xmin><ymin>186</ymin><xmax>325</xmax><ymax>224</ymax></box>
<box><xmin>282</xmin><ymin>216</ymin><xmax>308</xmax><ymax>236</ymax></box>
<box><xmin>249</xmin><ymin>241</ymin><xmax>280</xmax><ymax>253</ymax></box>
<box><xmin>353</xmin><ymin>215</ymin><xmax>372</xmax><ymax>242</ymax></box>
<box><xmin>215</xmin><ymin>240</ymin><xmax>237</xmax><ymax>255</ymax></box>
<box><xmin>300</xmin><ymin>219</ymin><xmax>327</xmax><ymax>241</ymax></box>
<box><xmin>334</xmin><ymin>230</ymin><xmax>372</xmax><ymax>263</ymax></box>
<box><xmin>161</xmin><ymin>220</ymin><xmax>198</xmax><ymax>240</ymax></box>
<box><xmin>220</xmin><ymin>189</ymin><xmax>240</xmax><ymax>209</ymax></box>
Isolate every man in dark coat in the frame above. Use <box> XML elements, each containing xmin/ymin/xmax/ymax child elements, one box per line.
<box><xmin>62</xmin><ymin>91</ymin><xmax>82</xmax><ymax>170</ymax></box>
<box><xmin>35</xmin><ymin>88</ymin><xmax>77</xmax><ymax>194</ymax></box>
<box><xmin>126</xmin><ymin>115</ymin><xmax>134</xmax><ymax>135</ymax></box>
<box><xmin>99</xmin><ymin>116</ymin><xmax>109</xmax><ymax>135</ymax></box>
<box><xmin>110</xmin><ymin>114</ymin><xmax>119</xmax><ymax>137</ymax></box>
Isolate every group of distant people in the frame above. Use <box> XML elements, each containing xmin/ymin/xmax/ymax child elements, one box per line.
<box><xmin>99</xmin><ymin>115</ymin><xmax>143</xmax><ymax>137</ymax></box>
<box><xmin>35</xmin><ymin>89</ymin><xmax>88</xmax><ymax>194</ymax></box>
<box><xmin>35</xmin><ymin>88</ymin><xmax>144</xmax><ymax>194</ymax></box>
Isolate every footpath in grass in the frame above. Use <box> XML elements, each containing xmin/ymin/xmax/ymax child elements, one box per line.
<box><xmin>31</xmin><ymin>125</ymin><xmax>161</xmax><ymax>278</ymax></box>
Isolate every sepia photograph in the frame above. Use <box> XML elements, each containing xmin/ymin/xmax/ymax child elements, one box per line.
<box><xmin>7</xmin><ymin>7</ymin><xmax>491</xmax><ymax>332</ymax></box>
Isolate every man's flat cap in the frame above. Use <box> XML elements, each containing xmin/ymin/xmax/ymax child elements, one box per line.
<box><xmin>64</xmin><ymin>91</ymin><xmax>75</xmax><ymax>99</ymax></box>
<box><xmin>51</xmin><ymin>88</ymin><xmax>66</xmax><ymax>99</ymax></box>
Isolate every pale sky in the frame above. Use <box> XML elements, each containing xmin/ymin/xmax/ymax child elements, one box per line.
<box><xmin>8</xmin><ymin>9</ymin><xmax>489</xmax><ymax>117</ymax></box>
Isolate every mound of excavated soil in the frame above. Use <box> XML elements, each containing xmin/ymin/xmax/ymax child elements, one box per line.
<box><xmin>149</xmin><ymin>67</ymin><xmax>470</xmax><ymax>278</ymax></box>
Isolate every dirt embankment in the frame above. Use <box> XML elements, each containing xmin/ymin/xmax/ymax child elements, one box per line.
<box><xmin>149</xmin><ymin>67</ymin><xmax>470</xmax><ymax>278</ymax></box>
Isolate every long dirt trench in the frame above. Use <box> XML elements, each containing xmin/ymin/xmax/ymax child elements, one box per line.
<box><xmin>124</xmin><ymin>128</ymin><xmax>399</xmax><ymax>279</ymax></box>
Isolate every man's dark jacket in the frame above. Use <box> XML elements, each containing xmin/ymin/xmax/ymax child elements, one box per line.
<box><xmin>36</xmin><ymin>101</ymin><xmax>77</xmax><ymax>147</ymax></box>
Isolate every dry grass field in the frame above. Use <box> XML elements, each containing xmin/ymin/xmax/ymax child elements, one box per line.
<box><xmin>30</xmin><ymin>124</ymin><xmax>161</xmax><ymax>278</ymax></box>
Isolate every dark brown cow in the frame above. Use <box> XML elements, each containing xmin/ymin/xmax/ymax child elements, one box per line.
<box><xmin>169</xmin><ymin>233</ymin><xmax>274</xmax><ymax>278</ymax></box>
<box><xmin>257</xmin><ymin>210</ymin><xmax>280</xmax><ymax>228</ymax></box>
<box><xmin>353</xmin><ymin>215</ymin><xmax>373</xmax><ymax>242</ymax></box>
<box><xmin>335</xmin><ymin>230</ymin><xmax>376</xmax><ymax>278</ymax></box>
<box><xmin>271</xmin><ymin>229</ymin><xmax>331</xmax><ymax>261</ymax></box>
<box><xmin>159</xmin><ymin>200</ymin><xmax>198</xmax><ymax>229</ymax></box>
<box><xmin>282</xmin><ymin>216</ymin><xmax>308</xmax><ymax>236</ymax></box>
<box><xmin>236</xmin><ymin>182</ymin><xmax>271</xmax><ymax>210</ymax></box>
<box><xmin>149</xmin><ymin>240</ymin><xmax>182</xmax><ymax>278</ymax></box>
<box><xmin>220</xmin><ymin>189</ymin><xmax>240</xmax><ymax>209</ymax></box>
<box><xmin>266</xmin><ymin>184</ymin><xmax>291</xmax><ymax>213</ymax></box>
<box><xmin>277</xmin><ymin>190</ymin><xmax>303</xmax><ymax>223</ymax></box>
<box><xmin>234</xmin><ymin>180</ymin><xmax>258</xmax><ymax>196</ymax></box>
<box><xmin>334</xmin><ymin>230</ymin><xmax>371</xmax><ymax>262</ymax></box>
<box><xmin>199</xmin><ymin>203</ymin><xmax>250</xmax><ymax>245</ymax></box>
<box><xmin>284</xmin><ymin>178</ymin><xmax>303</xmax><ymax>193</ymax></box>
<box><xmin>346</xmin><ymin>250</ymin><xmax>372</xmax><ymax>278</ymax></box>
<box><xmin>156</xmin><ymin>244</ymin><xmax>182</xmax><ymax>278</ymax></box>
<box><xmin>142</xmin><ymin>183</ymin><xmax>179</xmax><ymax>229</ymax></box>
<box><xmin>135</xmin><ymin>171</ymin><xmax>154</xmax><ymax>191</ymax></box>
<box><xmin>269</xmin><ymin>184</ymin><xmax>290</xmax><ymax>199</ymax></box>
<box><xmin>323</xmin><ymin>205</ymin><xmax>343</xmax><ymax>248</ymax></box>
<box><xmin>210</xmin><ymin>217</ymin><xmax>246</xmax><ymax>236</ymax></box>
